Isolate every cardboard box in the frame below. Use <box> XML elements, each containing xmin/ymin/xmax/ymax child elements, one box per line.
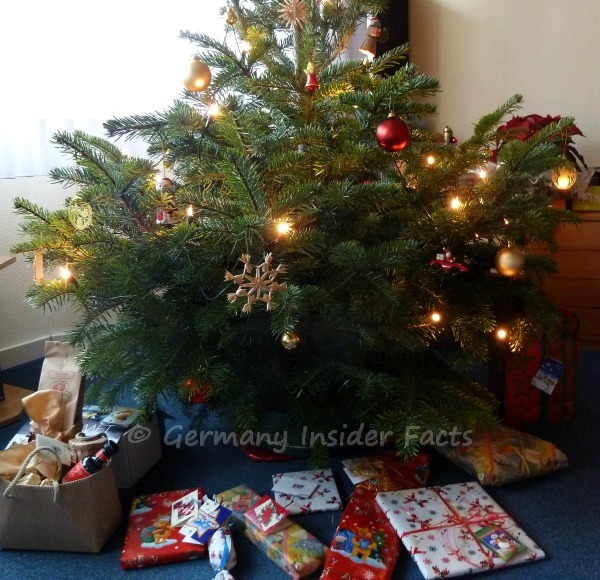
<box><xmin>0</xmin><ymin>457</ymin><xmax>121</xmax><ymax>553</ymax></box>
<box><xmin>7</xmin><ymin>406</ymin><xmax>162</xmax><ymax>489</ymax></box>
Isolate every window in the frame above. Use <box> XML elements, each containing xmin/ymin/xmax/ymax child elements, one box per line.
<box><xmin>1</xmin><ymin>1</ymin><xmax>223</xmax><ymax>177</ymax></box>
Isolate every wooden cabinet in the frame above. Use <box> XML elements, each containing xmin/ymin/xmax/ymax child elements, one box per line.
<box><xmin>532</xmin><ymin>212</ymin><xmax>600</xmax><ymax>343</ymax></box>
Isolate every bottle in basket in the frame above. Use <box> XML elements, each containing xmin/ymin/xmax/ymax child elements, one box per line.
<box><xmin>62</xmin><ymin>440</ymin><xmax>119</xmax><ymax>483</ymax></box>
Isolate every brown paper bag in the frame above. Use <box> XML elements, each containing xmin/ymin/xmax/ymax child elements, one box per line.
<box><xmin>0</xmin><ymin>446</ymin><xmax>121</xmax><ymax>552</ymax></box>
<box><xmin>34</xmin><ymin>341</ymin><xmax>85</xmax><ymax>434</ymax></box>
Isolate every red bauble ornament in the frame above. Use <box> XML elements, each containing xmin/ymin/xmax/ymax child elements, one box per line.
<box><xmin>184</xmin><ymin>378</ymin><xmax>209</xmax><ymax>404</ymax></box>
<box><xmin>376</xmin><ymin>115</ymin><xmax>411</xmax><ymax>152</ymax></box>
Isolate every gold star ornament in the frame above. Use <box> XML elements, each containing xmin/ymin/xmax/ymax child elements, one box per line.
<box><xmin>279</xmin><ymin>0</ymin><xmax>307</xmax><ymax>28</ymax></box>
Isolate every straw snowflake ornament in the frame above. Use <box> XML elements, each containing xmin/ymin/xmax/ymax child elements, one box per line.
<box><xmin>225</xmin><ymin>253</ymin><xmax>288</xmax><ymax>313</ymax></box>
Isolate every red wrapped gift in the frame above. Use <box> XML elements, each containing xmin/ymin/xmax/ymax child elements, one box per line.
<box><xmin>320</xmin><ymin>484</ymin><xmax>400</xmax><ymax>580</ymax></box>
<box><xmin>120</xmin><ymin>488</ymin><xmax>207</xmax><ymax>569</ymax></box>
<box><xmin>321</xmin><ymin>453</ymin><xmax>430</xmax><ymax>580</ymax></box>
<box><xmin>491</xmin><ymin>309</ymin><xmax>579</xmax><ymax>425</ymax></box>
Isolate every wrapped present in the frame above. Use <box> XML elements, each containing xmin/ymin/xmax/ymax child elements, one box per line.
<box><xmin>342</xmin><ymin>452</ymin><xmax>430</xmax><ymax>490</ymax></box>
<box><xmin>322</xmin><ymin>453</ymin><xmax>430</xmax><ymax>579</ymax></box>
<box><xmin>272</xmin><ymin>468</ymin><xmax>342</xmax><ymax>514</ymax></box>
<box><xmin>320</xmin><ymin>485</ymin><xmax>398</xmax><ymax>579</ymax></box>
<box><xmin>120</xmin><ymin>488</ymin><xmax>207</xmax><ymax>569</ymax></box>
<box><xmin>376</xmin><ymin>482</ymin><xmax>545</xmax><ymax>579</ymax></box>
<box><xmin>216</xmin><ymin>485</ymin><xmax>327</xmax><ymax>578</ymax></box>
<box><xmin>434</xmin><ymin>425</ymin><xmax>567</xmax><ymax>486</ymax></box>
<box><xmin>208</xmin><ymin>527</ymin><xmax>237</xmax><ymax>575</ymax></box>
<box><xmin>490</xmin><ymin>308</ymin><xmax>579</xmax><ymax>425</ymax></box>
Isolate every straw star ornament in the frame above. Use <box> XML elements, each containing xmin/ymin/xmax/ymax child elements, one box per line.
<box><xmin>225</xmin><ymin>253</ymin><xmax>288</xmax><ymax>313</ymax></box>
<box><xmin>279</xmin><ymin>0</ymin><xmax>307</xmax><ymax>28</ymax></box>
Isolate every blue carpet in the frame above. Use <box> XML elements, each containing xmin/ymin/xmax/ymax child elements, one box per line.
<box><xmin>0</xmin><ymin>348</ymin><xmax>599</xmax><ymax>579</ymax></box>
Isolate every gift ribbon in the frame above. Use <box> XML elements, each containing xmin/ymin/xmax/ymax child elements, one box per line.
<box><xmin>215</xmin><ymin>532</ymin><xmax>231</xmax><ymax>573</ymax></box>
<box><xmin>396</xmin><ymin>486</ymin><xmax>512</xmax><ymax>571</ymax></box>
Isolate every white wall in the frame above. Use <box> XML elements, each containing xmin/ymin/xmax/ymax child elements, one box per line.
<box><xmin>410</xmin><ymin>0</ymin><xmax>600</xmax><ymax>166</ymax></box>
<box><xmin>0</xmin><ymin>177</ymin><xmax>79</xmax><ymax>367</ymax></box>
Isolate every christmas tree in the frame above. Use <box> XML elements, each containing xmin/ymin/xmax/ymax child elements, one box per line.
<box><xmin>13</xmin><ymin>0</ymin><xmax>580</xmax><ymax>462</ymax></box>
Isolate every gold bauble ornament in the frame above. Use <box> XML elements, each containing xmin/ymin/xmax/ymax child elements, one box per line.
<box><xmin>183</xmin><ymin>57</ymin><xmax>212</xmax><ymax>92</ymax></box>
<box><xmin>551</xmin><ymin>163</ymin><xmax>577</xmax><ymax>190</ymax></box>
<box><xmin>495</xmin><ymin>247</ymin><xmax>526</xmax><ymax>277</ymax></box>
<box><xmin>281</xmin><ymin>330</ymin><xmax>300</xmax><ymax>350</ymax></box>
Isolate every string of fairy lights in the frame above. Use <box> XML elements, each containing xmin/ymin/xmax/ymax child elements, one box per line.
<box><xmin>39</xmin><ymin>1</ymin><xmax>578</xmax><ymax>352</ymax></box>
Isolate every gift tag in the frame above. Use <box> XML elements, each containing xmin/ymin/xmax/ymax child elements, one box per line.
<box><xmin>36</xmin><ymin>434</ymin><xmax>72</xmax><ymax>465</ymax></box>
<box><xmin>475</xmin><ymin>526</ymin><xmax>526</xmax><ymax>561</ymax></box>
<box><xmin>171</xmin><ymin>489</ymin><xmax>199</xmax><ymax>527</ymax></box>
<box><xmin>271</xmin><ymin>474</ymin><xmax>319</xmax><ymax>498</ymax></box>
<box><xmin>183</xmin><ymin>497</ymin><xmax>232</xmax><ymax>544</ymax></box>
<box><xmin>531</xmin><ymin>356</ymin><xmax>565</xmax><ymax>395</ymax></box>
<box><xmin>245</xmin><ymin>495</ymin><xmax>291</xmax><ymax>535</ymax></box>
<box><xmin>180</xmin><ymin>524</ymin><xmax>204</xmax><ymax>544</ymax></box>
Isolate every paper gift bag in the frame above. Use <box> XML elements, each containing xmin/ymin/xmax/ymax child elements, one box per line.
<box><xmin>33</xmin><ymin>341</ymin><xmax>85</xmax><ymax>435</ymax></box>
<box><xmin>0</xmin><ymin>446</ymin><xmax>121</xmax><ymax>553</ymax></box>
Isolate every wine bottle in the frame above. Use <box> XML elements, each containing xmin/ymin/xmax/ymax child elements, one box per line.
<box><xmin>62</xmin><ymin>440</ymin><xmax>119</xmax><ymax>483</ymax></box>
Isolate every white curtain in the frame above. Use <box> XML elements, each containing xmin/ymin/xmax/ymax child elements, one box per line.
<box><xmin>0</xmin><ymin>1</ymin><xmax>223</xmax><ymax>178</ymax></box>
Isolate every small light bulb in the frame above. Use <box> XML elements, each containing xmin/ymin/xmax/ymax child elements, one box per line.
<box><xmin>59</xmin><ymin>265</ymin><xmax>72</xmax><ymax>281</ymax></box>
<box><xmin>478</xmin><ymin>169</ymin><xmax>487</xmax><ymax>179</ymax></box>
<box><xmin>450</xmin><ymin>196</ymin><xmax>461</xmax><ymax>210</ymax></box>
<box><xmin>240</xmin><ymin>40</ymin><xmax>251</xmax><ymax>53</ymax></box>
<box><xmin>276</xmin><ymin>221</ymin><xmax>292</xmax><ymax>235</ymax></box>
<box><xmin>496</xmin><ymin>327</ymin><xmax>508</xmax><ymax>340</ymax></box>
<box><xmin>430</xmin><ymin>311</ymin><xmax>442</xmax><ymax>323</ymax></box>
<box><xmin>504</xmin><ymin>217</ymin><xmax>510</xmax><ymax>225</ymax></box>
<box><xmin>551</xmin><ymin>165</ymin><xmax>577</xmax><ymax>190</ymax></box>
<box><xmin>426</xmin><ymin>155</ymin><xmax>436</xmax><ymax>166</ymax></box>
<box><xmin>207</xmin><ymin>103</ymin><xmax>220</xmax><ymax>117</ymax></box>
<box><xmin>187</xmin><ymin>205</ymin><xmax>194</xmax><ymax>217</ymax></box>
<box><xmin>556</xmin><ymin>175</ymin><xmax>571</xmax><ymax>189</ymax></box>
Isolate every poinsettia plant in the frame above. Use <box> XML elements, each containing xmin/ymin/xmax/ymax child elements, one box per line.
<box><xmin>491</xmin><ymin>113</ymin><xmax>586</xmax><ymax>170</ymax></box>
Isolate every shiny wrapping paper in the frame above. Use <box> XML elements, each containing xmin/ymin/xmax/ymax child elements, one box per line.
<box><xmin>434</xmin><ymin>425</ymin><xmax>567</xmax><ymax>486</ymax></box>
